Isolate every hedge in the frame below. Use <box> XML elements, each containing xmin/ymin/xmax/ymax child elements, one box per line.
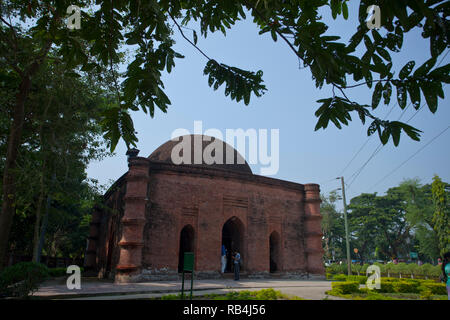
<box><xmin>331</xmin><ymin>281</ymin><xmax>360</xmax><ymax>294</ymax></box>
<box><xmin>347</xmin><ymin>275</ymin><xmax>368</xmax><ymax>284</ymax></box>
<box><xmin>392</xmin><ymin>280</ymin><xmax>421</xmax><ymax>294</ymax></box>
<box><xmin>366</xmin><ymin>278</ymin><xmax>446</xmax><ymax>295</ymax></box>
<box><xmin>0</xmin><ymin>262</ymin><xmax>49</xmax><ymax>298</ymax></box>
<box><xmin>332</xmin><ymin>274</ymin><xmax>348</xmax><ymax>281</ymax></box>
<box><xmin>375</xmin><ymin>281</ymin><xmax>395</xmax><ymax>293</ymax></box>
<box><xmin>419</xmin><ymin>283</ymin><xmax>447</xmax><ymax>295</ymax></box>
<box><xmin>326</xmin><ymin>262</ymin><xmax>442</xmax><ymax>279</ymax></box>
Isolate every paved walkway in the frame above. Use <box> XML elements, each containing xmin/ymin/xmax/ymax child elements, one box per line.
<box><xmin>34</xmin><ymin>278</ymin><xmax>344</xmax><ymax>300</ymax></box>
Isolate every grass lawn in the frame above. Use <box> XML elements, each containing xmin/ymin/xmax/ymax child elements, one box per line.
<box><xmin>155</xmin><ymin>288</ymin><xmax>305</xmax><ymax>300</ymax></box>
<box><xmin>325</xmin><ymin>290</ymin><xmax>448</xmax><ymax>300</ymax></box>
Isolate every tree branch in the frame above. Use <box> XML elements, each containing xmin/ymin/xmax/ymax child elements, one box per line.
<box><xmin>168</xmin><ymin>12</ymin><xmax>211</xmax><ymax>61</ymax></box>
<box><xmin>243</xmin><ymin>0</ymin><xmax>305</xmax><ymax>63</ymax></box>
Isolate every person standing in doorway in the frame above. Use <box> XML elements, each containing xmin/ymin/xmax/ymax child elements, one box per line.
<box><xmin>221</xmin><ymin>244</ymin><xmax>227</xmax><ymax>273</ymax></box>
<box><xmin>233</xmin><ymin>250</ymin><xmax>241</xmax><ymax>281</ymax></box>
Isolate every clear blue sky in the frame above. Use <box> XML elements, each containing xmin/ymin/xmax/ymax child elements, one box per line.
<box><xmin>87</xmin><ymin>3</ymin><xmax>450</xmax><ymax>205</ymax></box>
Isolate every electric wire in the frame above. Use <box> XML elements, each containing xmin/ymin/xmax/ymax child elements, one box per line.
<box><xmin>368</xmin><ymin>125</ymin><xmax>450</xmax><ymax>191</ymax></box>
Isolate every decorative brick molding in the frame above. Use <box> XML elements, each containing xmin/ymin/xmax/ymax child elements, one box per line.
<box><xmin>115</xmin><ymin>156</ymin><xmax>149</xmax><ymax>282</ymax></box>
<box><xmin>303</xmin><ymin>183</ymin><xmax>325</xmax><ymax>275</ymax></box>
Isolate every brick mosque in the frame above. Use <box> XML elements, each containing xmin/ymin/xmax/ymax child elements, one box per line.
<box><xmin>84</xmin><ymin>135</ymin><xmax>324</xmax><ymax>282</ymax></box>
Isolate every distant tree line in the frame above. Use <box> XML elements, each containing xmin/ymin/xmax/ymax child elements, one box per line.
<box><xmin>321</xmin><ymin>176</ymin><xmax>450</xmax><ymax>264</ymax></box>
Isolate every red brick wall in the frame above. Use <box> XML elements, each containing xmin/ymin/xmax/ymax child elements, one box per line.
<box><xmin>141</xmin><ymin>168</ymin><xmax>313</xmax><ymax>276</ymax></box>
<box><xmin>88</xmin><ymin>160</ymin><xmax>324</xmax><ymax>281</ymax></box>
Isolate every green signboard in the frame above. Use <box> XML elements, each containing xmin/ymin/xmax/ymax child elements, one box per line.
<box><xmin>181</xmin><ymin>252</ymin><xmax>194</xmax><ymax>300</ymax></box>
<box><xmin>410</xmin><ymin>252</ymin><xmax>418</xmax><ymax>259</ymax></box>
<box><xmin>183</xmin><ymin>252</ymin><xmax>194</xmax><ymax>272</ymax></box>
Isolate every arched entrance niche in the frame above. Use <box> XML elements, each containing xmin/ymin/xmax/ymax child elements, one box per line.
<box><xmin>221</xmin><ymin>216</ymin><xmax>245</xmax><ymax>273</ymax></box>
<box><xmin>269</xmin><ymin>231</ymin><xmax>281</xmax><ymax>273</ymax></box>
<box><xmin>178</xmin><ymin>224</ymin><xmax>195</xmax><ymax>273</ymax></box>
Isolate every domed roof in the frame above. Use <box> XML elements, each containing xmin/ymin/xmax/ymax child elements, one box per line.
<box><xmin>149</xmin><ymin>134</ymin><xmax>252</xmax><ymax>174</ymax></box>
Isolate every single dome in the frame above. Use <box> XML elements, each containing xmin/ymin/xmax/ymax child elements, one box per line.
<box><xmin>149</xmin><ymin>134</ymin><xmax>252</xmax><ymax>174</ymax></box>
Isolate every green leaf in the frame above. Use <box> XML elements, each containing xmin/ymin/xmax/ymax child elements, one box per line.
<box><xmin>203</xmin><ymin>60</ymin><xmax>266</xmax><ymax>105</ymax></box>
<box><xmin>376</xmin><ymin>47</ymin><xmax>391</xmax><ymax>62</ymax></box>
<box><xmin>396</xmin><ymin>85</ymin><xmax>407</xmax><ymax>109</ymax></box>
<box><xmin>397</xmin><ymin>122</ymin><xmax>422</xmax><ymax>142</ymax></box>
<box><xmin>383</xmin><ymin>81</ymin><xmax>392</xmax><ymax>105</ymax></box>
<box><xmin>342</xmin><ymin>2</ymin><xmax>349</xmax><ymax>20</ymax></box>
<box><xmin>271</xmin><ymin>30</ymin><xmax>277</xmax><ymax>42</ymax></box>
<box><xmin>391</xmin><ymin>124</ymin><xmax>401</xmax><ymax>146</ymax></box>
<box><xmin>421</xmin><ymin>83</ymin><xmax>438</xmax><ymax>113</ymax></box>
<box><xmin>406</xmin><ymin>81</ymin><xmax>421</xmax><ymax>109</ymax></box>
<box><xmin>414</xmin><ymin>57</ymin><xmax>437</xmax><ymax>78</ymax></box>
<box><xmin>193</xmin><ymin>30</ymin><xmax>198</xmax><ymax>45</ymax></box>
<box><xmin>428</xmin><ymin>63</ymin><xmax>450</xmax><ymax>83</ymax></box>
<box><xmin>364</xmin><ymin>35</ymin><xmax>374</xmax><ymax>51</ymax></box>
<box><xmin>372</xmin><ymin>81</ymin><xmax>383</xmax><ymax>109</ymax></box>
<box><xmin>330</xmin><ymin>0</ymin><xmax>339</xmax><ymax>19</ymax></box>
<box><xmin>399</xmin><ymin>61</ymin><xmax>415</xmax><ymax>80</ymax></box>
<box><xmin>380</xmin><ymin>127</ymin><xmax>390</xmax><ymax>145</ymax></box>
<box><xmin>372</xmin><ymin>30</ymin><xmax>383</xmax><ymax>44</ymax></box>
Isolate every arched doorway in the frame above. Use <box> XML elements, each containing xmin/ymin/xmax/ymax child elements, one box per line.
<box><xmin>222</xmin><ymin>217</ymin><xmax>244</xmax><ymax>273</ymax></box>
<box><xmin>178</xmin><ymin>225</ymin><xmax>195</xmax><ymax>273</ymax></box>
<box><xmin>269</xmin><ymin>231</ymin><xmax>280</xmax><ymax>273</ymax></box>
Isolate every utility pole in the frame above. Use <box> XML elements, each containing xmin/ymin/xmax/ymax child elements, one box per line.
<box><xmin>339</xmin><ymin>176</ymin><xmax>352</xmax><ymax>276</ymax></box>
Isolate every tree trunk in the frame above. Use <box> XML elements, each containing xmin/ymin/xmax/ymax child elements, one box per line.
<box><xmin>32</xmin><ymin>98</ymin><xmax>51</xmax><ymax>263</ymax></box>
<box><xmin>32</xmin><ymin>162</ymin><xmax>46</xmax><ymax>263</ymax></box>
<box><xmin>0</xmin><ymin>76</ymin><xmax>31</xmax><ymax>269</ymax></box>
<box><xmin>36</xmin><ymin>193</ymin><xmax>51</xmax><ymax>264</ymax></box>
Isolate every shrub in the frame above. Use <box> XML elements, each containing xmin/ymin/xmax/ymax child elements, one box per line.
<box><xmin>47</xmin><ymin>267</ymin><xmax>84</xmax><ymax>278</ymax></box>
<box><xmin>365</xmin><ymin>290</ymin><xmax>395</xmax><ymax>300</ymax></box>
<box><xmin>332</xmin><ymin>274</ymin><xmax>348</xmax><ymax>281</ymax></box>
<box><xmin>254</xmin><ymin>288</ymin><xmax>281</xmax><ymax>300</ymax></box>
<box><xmin>394</xmin><ymin>263</ymin><xmax>409</xmax><ymax>278</ymax></box>
<box><xmin>373</xmin><ymin>280</ymin><xmax>394</xmax><ymax>293</ymax></box>
<box><xmin>419</xmin><ymin>279</ymin><xmax>438</xmax><ymax>285</ymax></box>
<box><xmin>373</xmin><ymin>262</ymin><xmax>384</xmax><ymax>270</ymax></box>
<box><xmin>420</xmin><ymin>263</ymin><xmax>435</xmax><ymax>279</ymax></box>
<box><xmin>381</xmin><ymin>277</ymin><xmax>398</xmax><ymax>282</ymax></box>
<box><xmin>361</xmin><ymin>264</ymin><xmax>370</xmax><ymax>274</ymax></box>
<box><xmin>420</xmin><ymin>283</ymin><xmax>447</xmax><ymax>295</ymax></box>
<box><xmin>326</xmin><ymin>263</ymin><xmax>347</xmax><ymax>275</ymax></box>
<box><xmin>331</xmin><ymin>281</ymin><xmax>360</xmax><ymax>294</ymax></box>
<box><xmin>48</xmin><ymin>268</ymin><xmax>67</xmax><ymax>277</ymax></box>
<box><xmin>0</xmin><ymin>262</ymin><xmax>49</xmax><ymax>298</ymax></box>
<box><xmin>351</xmin><ymin>264</ymin><xmax>363</xmax><ymax>275</ymax></box>
<box><xmin>392</xmin><ymin>280</ymin><xmax>421</xmax><ymax>293</ymax></box>
<box><xmin>383</xmin><ymin>263</ymin><xmax>394</xmax><ymax>277</ymax></box>
<box><xmin>347</xmin><ymin>275</ymin><xmax>368</xmax><ymax>284</ymax></box>
<box><xmin>420</xmin><ymin>289</ymin><xmax>433</xmax><ymax>300</ymax></box>
<box><xmin>406</xmin><ymin>264</ymin><xmax>419</xmax><ymax>278</ymax></box>
<box><xmin>429</xmin><ymin>265</ymin><xmax>442</xmax><ymax>278</ymax></box>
